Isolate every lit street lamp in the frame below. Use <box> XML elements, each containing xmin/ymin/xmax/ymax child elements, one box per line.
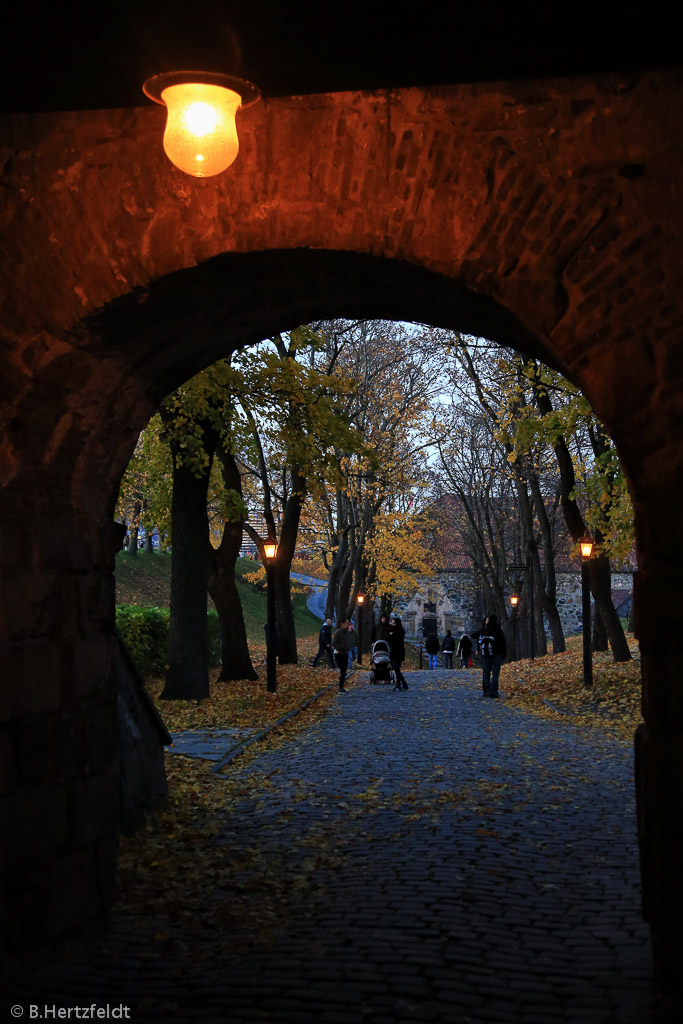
<box><xmin>264</xmin><ymin>539</ymin><xmax>278</xmax><ymax>693</ymax></box>
<box><xmin>357</xmin><ymin>593</ymin><xmax>365</xmax><ymax>665</ymax></box>
<box><xmin>510</xmin><ymin>593</ymin><xmax>519</xmax><ymax>660</ymax></box>
<box><xmin>580</xmin><ymin>534</ymin><xmax>595</xmax><ymax>687</ymax></box>
<box><xmin>509</xmin><ymin>562</ymin><xmax>534</xmax><ymax>659</ymax></box>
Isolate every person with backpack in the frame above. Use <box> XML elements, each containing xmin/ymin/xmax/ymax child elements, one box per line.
<box><xmin>313</xmin><ymin>617</ymin><xmax>334</xmax><ymax>667</ymax></box>
<box><xmin>477</xmin><ymin>614</ymin><xmax>507</xmax><ymax>698</ymax></box>
<box><xmin>442</xmin><ymin>629</ymin><xmax>456</xmax><ymax>668</ymax></box>
<box><xmin>456</xmin><ymin>630</ymin><xmax>473</xmax><ymax>669</ymax></box>
<box><xmin>425</xmin><ymin>631</ymin><xmax>440</xmax><ymax>669</ymax></box>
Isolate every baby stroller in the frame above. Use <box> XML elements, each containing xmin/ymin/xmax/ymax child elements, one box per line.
<box><xmin>370</xmin><ymin>640</ymin><xmax>394</xmax><ymax>685</ymax></box>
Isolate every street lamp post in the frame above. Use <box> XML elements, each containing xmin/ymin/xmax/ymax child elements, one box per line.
<box><xmin>580</xmin><ymin>535</ymin><xmax>595</xmax><ymax>687</ymax></box>
<box><xmin>510</xmin><ymin>562</ymin><xmax>534</xmax><ymax>659</ymax></box>
<box><xmin>357</xmin><ymin>593</ymin><xmax>365</xmax><ymax>665</ymax></box>
<box><xmin>264</xmin><ymin>539</ymin><xmax>278</xmax><ymax>693</ymax></box>
<box><xmin>510</xmin><ymin>593</ymin><xmax>519</xmax><ymax>661</ymax></box>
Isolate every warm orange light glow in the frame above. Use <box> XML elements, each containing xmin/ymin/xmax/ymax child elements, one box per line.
<box><xmin>579</xmin><ymin>535</ymin><xmax>595</xmax><ymax>560</ymax></box>
<box><xmin>161</xmin><ymin>82</ymin><xmax>240</xmax><ymax>177</ymax></box>
<box><xmin>357</xmin><ymin>594</ymin><xmax>365</xmax><ymax>605</ymax></box>
<box><xmin>263</xmin><ymin>541</ymin><xmax>278</xmax><ymax>560</ymax></box>
<box><xmin>143</xmin><ymin>72</ymin><xmax>260</xmax><ymax>178</ymax></box>
<box><xmin>510</xmin><ymin>594</ymin><xmax>519</xmax><ymax>607</ymax></box>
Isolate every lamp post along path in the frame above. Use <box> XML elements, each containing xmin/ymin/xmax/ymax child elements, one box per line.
<box><xmin>357</xmin><ymin>594</ymin><xmax>365</xmax><ymax>665</ymax></box>
<box><xmin>264</xmin><ymin>540</ymin><xmax>278</xmax><ymax>693</ymax></box>
<box><xmin>580</xmin><ymin>536</ymin><xmax>595</xmax><ymax>688</ymax></box>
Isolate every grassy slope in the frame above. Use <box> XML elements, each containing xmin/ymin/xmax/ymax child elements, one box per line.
<box><xmin>114</xmin><ymin>550</ymin><xmax>322</xmax><ymax>641</ymax></box>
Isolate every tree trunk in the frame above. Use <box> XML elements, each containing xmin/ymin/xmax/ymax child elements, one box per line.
<box><xmin>210</xmin><ymin>445</ymin><xmax>258</xmax><ymax>681</ymax></box>
<box><xmin>161</xmin><ymin>444</ymin><xmax>216</xmax><ymax>700</ymax></box>
<box><xmin>209</xmin><ymin>555</ymin><xmax>258</xmax><ymax>681</ymax></box>
<box><xmin>272</xmin><ymin>556</ymin><xmax>298</xmax><ymax>663</ymax></box>
<box><xmin>589</xmin><ymin>555</ymin><xmax>630</xmax><ymax>661</ymax></box>
<box><xmin>527</xmin><ymin>475</ymin><xmax>565</xmax><ymax>653</ymax></box>
<box><xmin>532</xmin><ymin>370</ymin><xmax>630</xmax><ymax>662</ymax></box>
<box><xmin>325</xmin><ymin>532</ymin><xmax>348</xmax><ymax>620</ymax></box>
<box><xmin>144</xmin><ymin>528</ymin><xmax>154</xmax><ymax>554</ymax></box>
<box><xmin>126</xmin><ymin>525</ymin><xmax>138</xmax><ymax>555</ymax></box>
<box><xmin>592</xmin><ymin>600</ymin><xmax>608</xmax><ymax>652</ymax></box>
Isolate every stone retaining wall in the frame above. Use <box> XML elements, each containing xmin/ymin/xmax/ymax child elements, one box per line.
<box><xmin>397</xmin><ymin>569</ymin><xmax>634</xmax><ymax>638</ymax></box>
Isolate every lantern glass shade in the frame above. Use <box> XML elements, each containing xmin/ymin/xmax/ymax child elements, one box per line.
<box><xmin>579</xmin><ymin>535</ymin><xmax>595</xmax><ymax>559</ymax></box>
<box><xmin>263</xmin><ymin>541</ymin><xmax>278</xmax><ymax>561</ymax></box>
<box><xmin>510</xmin><ymin>594</ymin><xmax>519</xmax><ymax>607</ymax></box>
<box><xmin>161</xmin><ymin>82</ymin><xmax>240</xmax><ymax>177</ymax></box>
<box><xmin>357</xmin><ymin>594</ymin><xmax>365</xmax><ymax>605</ymax></box>
<box><xmin>143</xmin><ymin>72</ymin><xmax>260</xmax><ymax>178</ymax></box>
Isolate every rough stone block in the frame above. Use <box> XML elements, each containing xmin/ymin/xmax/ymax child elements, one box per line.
<box><xmin>47</xmin><ymin>847</ymin><xmax>101</xmax><ymax>938</ymax></box>
<box><xmin>1</xmin><ymin>783</ymin><xmax>68</xmax><ymax>871</ymax></box>
<box><xmin>0</xmin><ymin>729</ymin><xmax>16</xmax><ymax>795</ymax></box>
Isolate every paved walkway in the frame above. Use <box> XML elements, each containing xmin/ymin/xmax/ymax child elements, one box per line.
<box><xmin>6</xmin><ymin>671</ymin><xmax>669</xmax><ymax>1023</ymax></box>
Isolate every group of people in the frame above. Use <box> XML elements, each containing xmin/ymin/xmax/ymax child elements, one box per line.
<box><xmin>424</xmin><ymin>629</ymin><xmax>472</xmax><ymax>669</ymax></box>
<box><xmin>423</xmin><ymin>616</ymin><xmax>506</xmax><ymax>696</ymax></box>
<box><xmin>313</xmin><ymin>609</ymin><xmax>507</xmax><ymax>697</ymax></box>
<box><xmin>312</xmin><ymin>616</ymin><xmax>362</xmax><ymax>693</ymax></box>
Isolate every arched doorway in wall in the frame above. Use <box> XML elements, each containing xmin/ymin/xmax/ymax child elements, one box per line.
<box><xmin>0</xmin><ymin>248</ymin><xmax>668</xmax><ymax>972</ymax></box>
<box><xmin>2</xmin><ymin>70</ymin><xmax>683</xmax><ymax>997</ymax></box>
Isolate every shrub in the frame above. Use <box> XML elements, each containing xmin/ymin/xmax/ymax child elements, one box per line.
<box><xmin>116</xmin><ymin>605</ymin><xmax>169</xmax><ymax>677</ymax></box>
<box><xmin>116</xmin><ymin>605</ymin><xmax>223</xmax><ymax>678</ymax></box>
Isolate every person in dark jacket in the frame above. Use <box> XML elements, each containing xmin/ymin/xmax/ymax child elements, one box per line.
<box><xmin>425</xmin><ymin>631</ymin><xmax>440</xmax><ymax>669</ymax></box>
<box><xmin>332</xmin><ymin>619</ymin><xmax>352</xmax><ymax>692</ymax></box>
<box><xmin>442</xmin><ymin>629</ymin><xmax>456</xmax><ymax>669</ymax></box>
<box><xmin>372</xmin><ymin>613</ymin><xmax>391</xmax><ymax>645</ymax></box>
<box><xmin>313</xmin><ymin>617</ymin><xmax>334</xmax><ymax>667</ymax></box>
<box><xmin>456</xmin><ymin>631</ymin><xmax>473</xmax><ymax>669</ymax></box>
<box><xmin>347</xmin><ymin>620</ymin><xmax>358</xmax><ymax>670</ymax></box>
<box><xmin>477</xmin><ymin>614</ymin><xmax>507</xmax><ymax>697</ymax></box>
<box><xmin>389</xmin><ymin>616</ymin><xmax>409</xmax><ymax>690</ymax></box>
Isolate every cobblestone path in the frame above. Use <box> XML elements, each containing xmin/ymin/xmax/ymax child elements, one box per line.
<box><xmin>6</xmin><ymin>671</ymin><xmax>666</xmax><ymax>1023</ymax></box>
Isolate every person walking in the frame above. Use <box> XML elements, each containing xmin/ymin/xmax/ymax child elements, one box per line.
<box><xmin>425</xmin><ymin>631</ymin><xmax>440</xmax><ymax>670</ymax></box>
<box><xmin>347</xmin><ymin>619</ymin><xmax>358</xmax><ymax>671</ymax></box>
<box><xmin>312</xmin><ymin>617</ymin><xmax>334</xmax><ymax>667</ymax></box>
<box><xmin>456</xmin><ymin>630</ymin><xmax>473</xmax><ymax>670</ymax></box>
<box><xmin>372</xmin><ymin>613</ymin><xmax>391</xmax><ymax>645</ymax></box>
<box><xmin>477</xmin><ymin>614</ymin><xmax>507</xmax><ymax>697</ymax></box>
<box><xmin>442</xmin><ymin>629</ymin><xmax>456</xmax><ymax>668</ymax></box>
<box><xmin>389</xmin><ymin>616</ymin><xmax>409</xmax><ymax>690</ymax></box>
<box><xmin>332</xmin><ymin>618</ymin><xmax>352</xmax><ymax>692</ymax></box>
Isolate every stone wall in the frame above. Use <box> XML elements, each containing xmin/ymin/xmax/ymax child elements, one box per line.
<box><xmin>397</xmin><ymin>570</ymin><xmax>635</xmax><ymax>638</ymax></box>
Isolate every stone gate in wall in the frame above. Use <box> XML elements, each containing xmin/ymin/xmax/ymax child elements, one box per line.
<box><xmin>399</xmin><ymin>570</ymin><xmax>634</xmax><ymax>638</ymax></box>
<box><xmin>1</xmin><ymin>69</ymin><xmax>683</xmax><ymax>1000</ymax></box>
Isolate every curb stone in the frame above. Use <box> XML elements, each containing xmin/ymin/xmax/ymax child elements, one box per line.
<box><xmin>210</xmin><ymin>684</ymin><xmax>336</xmax><ymax>772</ymax></box>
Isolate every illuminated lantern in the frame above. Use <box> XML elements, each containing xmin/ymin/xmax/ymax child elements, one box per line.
<box><xmin>143</xmin><ymin>71</ymin><xmax>260</xmax><ymax>178</ymax></box>
<box><xmin>263</xmin><ymin>540</ymin><xmax>278</xmax><ymax>561</ymax></box>
<box><xmin>579</xmin><ymin>535</ymin><xmax>595</xmax><ymax>560</ymax></box>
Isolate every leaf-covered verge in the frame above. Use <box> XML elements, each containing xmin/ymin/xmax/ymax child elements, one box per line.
<box><xmin>147</xmin><ymin>635</ymin><xmax>332</xmax><ymax>732</ymax></box>
<box><xmin>500</xmin><ymin>634</ymin><xmax>641</xmax><ymax>740</ymax></box>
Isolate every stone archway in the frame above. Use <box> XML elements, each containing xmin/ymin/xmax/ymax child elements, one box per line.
<box><xmin>1</xmin><ymin>71</ymin><xmax>682</xmax><ymax>995</ymax></box>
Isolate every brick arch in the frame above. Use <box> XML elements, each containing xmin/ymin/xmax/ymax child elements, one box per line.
<box><xmin>1</xmin><ymin>71</ymin><xmax>683</xmax><ymax>992</ymax></box>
